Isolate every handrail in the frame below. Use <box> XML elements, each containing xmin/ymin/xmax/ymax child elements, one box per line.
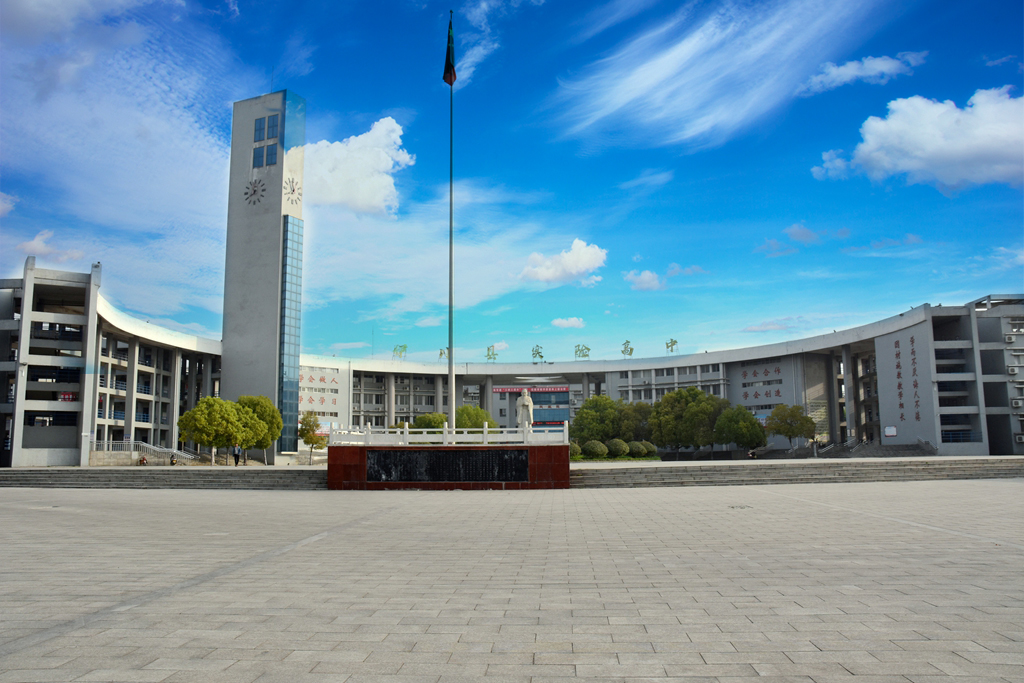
<box><xmin>329</xmin><ymin>421</ymin><xmax>570</xmax><ymax>446</ymax></box>
<box><xmin>90</xmin><ymin>440</ymin><xmax>196</xmax><ymax>461</ymax></box>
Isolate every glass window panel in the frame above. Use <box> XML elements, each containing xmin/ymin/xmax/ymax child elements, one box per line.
<box><xmin>266</xmin><ymin>143</ymin><xmax>277</xmax><ymax>165</ymax></box>
<box><xmin>253</xmin><ymin>147</ymin><xmax>264</xmax><ymax>168</ymax></box>
<box><xmin>267</xmin><ymin>114</ymin><xmax>279</xmax><ymax>139</ymax></box>
<box><xmin>254</xmin><ymin>117</ymin><xmax>265</xmax><ymax>142</ymax></box>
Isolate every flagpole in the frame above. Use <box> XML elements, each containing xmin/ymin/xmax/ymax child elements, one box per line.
<box><xmin>447</xmin><ymin>10</ymin><xmax>456</xmax><ymax>431</ymax></box>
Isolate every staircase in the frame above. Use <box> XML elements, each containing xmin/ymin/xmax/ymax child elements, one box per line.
<box><xmin>570</xmin><ymin>457</ymin><xmax>1024</xmax><ymax>489</ymax></box>
<box><xmin>0</xmin><ymin>467</ymin><xmax>327</xmax><ymax>490</ymax></box>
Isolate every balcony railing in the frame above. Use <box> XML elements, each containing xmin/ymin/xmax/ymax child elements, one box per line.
<box><xmin>114</xmin><ymin>380</ymin><xmax>127</xmax><ymax>391</ymax></box>
<box><xmin>139</xmin><ymin>357</ymin><xmax>154</xmax><ymax>367</ymax></box>
<box><xmin>99</xmin><ymin>376</ymin><xmax>108</xmax><ymax>388</ymax></box>
<box><xmin>941</xmin><ymin>430</ymin><xmax>982</xmax><ymax>443</ymax></box>
<box><xmin>137</xmin><ymin>384</ymin><xmax>152</xmax><ymax>395</ymax></box>
<box><xmin>97</xmin><ymin>408</ymin><xmax>105</xmax><ymax>418</ymax></box>
<box><xmin>112</xmin><ymin>350</ymin><xmax>129</xmax><ymax>361</ymax></box>
<box><xmin>111</xmin><ymin>410</ymin><xmax>126</xmax><ymax>420</ymax></box>
<box><xmin>135</xmin><ymin>413</ymin><xmax>151</xmax><ymax>423</ymax></box>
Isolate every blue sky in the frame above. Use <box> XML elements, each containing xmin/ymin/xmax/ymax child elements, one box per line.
<box><xmin>1</xmin><ymin>0</ymin><xmax>1021</xmax><ymax>364</ymax></box>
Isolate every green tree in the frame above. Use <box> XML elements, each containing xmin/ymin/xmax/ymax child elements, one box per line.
<box><xmin>764</xmin><ymin>404</ymin><xmax>817</xmax><ymax>448</ymax></box>
<box><xmin>650</xmin><ymin>387</ymin><xmax>705</xmax><ymax>449</ymax></box>
<box><xmin>618</xmin><ymin>401</ymin><xmax>653</xmax><ymax>442</ymax></box>
<box><xmin>413</xmin><ymin>412</ymin><xmax>447</xmax><ymax>429</ymax></box>
<box><xmin>682</xmin><ymin>394</ymin><xmax>729</xmax><ymax>449</ymax></box>
<box><xmin>581</xmin><ymin>440</ymin><xmax>608</xmax><ymax>458</ymax></box>
<box><xmin>455</xmin><ymin>405</ymin><xmax>497</xmax><ymax>429</ymax></box>
<box><xmin>177</xmin><ymin>396</ymin><xmax>245</xmax><ymax>464</ymax></box>
<box><xmin>236</xmin><ymin>405</ymin><xmax>268</xmax><ymax>451</ymax></box>
<box><xmin>713</xmin><ymin>405</ymin><xmax>766</xmax><ymax>450</ymax></box>
<box><xmin>298</xmin><ymin>410</ymin><xmax>327</xmax><ymax>464</ymax></box>
<box><xmin>570</xmin><ymin>395</ymin><xmax>620</xmax><ymax>443</ymax></box>
<box><xmin>236</xmin><ymin>395</ymin><xmax>282</xmax><ymax>463</ymax></box>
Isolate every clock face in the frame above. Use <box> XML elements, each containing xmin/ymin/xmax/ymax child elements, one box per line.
<box><xmin>244</xmin><ymin>179</ymin><xmax>266</xmax><ymax>205</ymax></box>
<box><xmin>284</xmin><ymin>177</ymin><xmax>302</xmax><ymax>205</ymax></box>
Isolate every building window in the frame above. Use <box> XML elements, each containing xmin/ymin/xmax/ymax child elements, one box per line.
<box><xmin>266</xmin><ymin>143</ymin><xmax>277</xmax><ymax>165</ymax></box>
<box><xmin>253</xmin><ymin>147</ymin><xmax>264</xmax><ymax>168</ymax></box>
<box><xmin>499</xmin><ymin>408</ymin><xmax>506</xmax><ymax>417</ymax></box>
<box><xmin>620</xmin><ymin>371</ymin><xmax>629</xmax><ymax>379</ymax></box>
<box><xmin>499</xmin><ymin>393</ymin><xmax>506</xmax><ymax>401</ymax></box>
<box><xmin>267</xmin><ymin>114</ymin><xmax>279</xmax><ymax>139</ymax></box>
<box><xmin>254</xmin><ymin>117</ymin><xmax>265</xmax><ymax>142</ymax></box>
<box><xmin>643</xmin><ymin>388</ymin><xmax>652</xmax><ymax>400</ymax></box>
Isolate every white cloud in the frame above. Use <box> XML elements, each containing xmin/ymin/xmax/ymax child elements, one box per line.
<box><xmin>619</xmin><ymin>169</ymin><xmax>673</xmax><ymax>191</ymax></box>
<box><xmin>454</xmin><ymin>0</ymin><xmax>543</xmax><ymax>90</ymax></box>
<box><xmin>0</xmin><ymin>192</ymin><xmax>17</xmax><ymax>217</ymax></box>
<box><xmin>0</xmin><ymin>5</ymin><xmax>245</xmax><ymax>316</ymax></box>
<box><xmin>304</xmin><ymin>117</ymin><xmax>415</xmax><ymax>214</ymax></box>
<box><xmin>783</xmin><ymin>224</ymin><xmax>821</xmax><ymax>245</ymax></box>
<box><xmin>667</xmin><ymin>263</ymin><xmax>708</xmax><ymax>276</ymax></box>
<box><xmin>851</xmin><ymin>87</ymin><xmax>1024</xmax><ymax>192</ymax></box>
<box><xmin>743</xmin><ymin>319</ymin><xmax>794</xmax><ymax>332</ymax></box>
<box><xmin>520</xmin><ymin>238</ymin><xmax>607</xmax><ymax>285</ymax></box>
<box><xmin>574</xmin><ymin>0</ymin><xmax>661</xmax><ymax>43</ymax></box>
<box><xmin>0</xmin><ymin>0</ymin><xmax>153</xmax><ymax>44</ymax></box>
<box><xmin>798</xmin><ymin>51</ymin><xmax>927</xmax><ymax>95</ymax></box>
<box><xmin>16</xmin><ymin>230</ymin><xmax>85</xmax><ymax>263</ymax></box>
<box><xmin>557</xmin><ymin>0</ymin><xmax>886</xmax><ymax>147</ymax></box>
<box><xmin>330</xmin><ymin>341</ymin><xmax>370</xmax><ymax>350</ymax></box>
<box><xmin>755</xmin><ymin>238</ymin><xmax>797</xmax><ymax>258</ymax></box>
<box><xmin>552</xmin><ymin>317</ymin><xmax>585</xmax><ymax>329</ymax></box>
<box><xmin>303</xmin><ymin>181</ymin><xmax>594</xmax><ymax>320</ymax></box>
<box><xmin>492</xmin><ymin>340</ymin><xmax>510</xmax><ymax>351</ymax></box>
<box><xmin>623</xmin><ymin>269</ymin><xmax>664</xmax><ymax>291</ymax></box>
<box><xmin>277</xmin><ymin>34</ymin><xmax>316</xmax><ymax>78</ymax></box>
<box><xmin>986</xmin><ymin>55</ymin><xmax>1017</xmax><ymax>67</ymax></box>
<box><xmin>414</xmin><ymin>316</ymin><xmax>443</xmax><ymax>327</ymax></box>
<box><xmin>811</xmin><ymin>149</ymin><xmax>850</xmax><ymax>180</ymax></box>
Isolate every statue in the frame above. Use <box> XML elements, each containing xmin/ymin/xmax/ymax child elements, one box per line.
<box><xmin>515</xmin><ymin>389</ymin><xmax>534</xmax><ymax>431</ymax></box>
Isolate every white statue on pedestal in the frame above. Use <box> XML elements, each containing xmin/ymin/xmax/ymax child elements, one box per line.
<box><xmin>515</xmin><ymin>389</ymin><xmax>534</xmax><ymax>432</ymax></box>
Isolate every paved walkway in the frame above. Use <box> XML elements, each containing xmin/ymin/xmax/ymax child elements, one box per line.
<box><xmin>1</xmin><ymin>479</ymin><xmax>1022</xmax><ymax>682</ymax></box>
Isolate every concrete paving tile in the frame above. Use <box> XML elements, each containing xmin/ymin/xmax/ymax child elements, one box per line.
<box><xmin>0</xmin><ymin>671</ymin><xmax>92</xmax><ymax>683</ymax></box>
<box><xmin>74</xmin><ymin>670</ymin><xmax>177</xmax><ymax>682</ymax></box>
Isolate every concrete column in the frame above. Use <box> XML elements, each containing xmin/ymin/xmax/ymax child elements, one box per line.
<box><xmin>826</xmin><ymin>353</ymin><xmax>840</xmax><ymax>445</ymax></box>
<box><xmin>435</xmin><ymin>376</ymin><xmax>444</xmax><ymax>417</ymax></box>
<box><xmin>170</xmin><ymin>349</ymin><xmax>182</xmax><ymax>448</ymax></box>
<box><xmin>186</xmin><ymin>355</ymin><xmax>198</xmax><ymax>412</ymax></box>
<box><xmin>842</xmin><ymin>344</ymin><xmax>858</xmax><ymax>442</ymax></box>
<box><xmin>125</xmin><ymin>338</ymin><xmax>138</xmax><ymax>444</ymax></box>
<box><xmin>582</xmin><ymin>373</ymin><xmax>591</xmax><ymax>401</ymax></box>
<box><xmin>385</xmin><ymin>373</ymin><xmax>395</xmax><ymax>426</ymax></box>
<box><xmin>10</xmin><ymin>257</ymin><xmax>37</xmax><ymax>466</ymax></box>
<box><xmin>483</xmin><ymin>376</ymin><xmax>493</xmax><ymax>416</ymax></box>
<box><xmin>78</xmin><ymin>262</ymin><xmax>102</xmax><ymax>466</ymax></box>
<box><xmin>201</xmin><ymin>354</ymin><xmax>213</xmax><ymax>401</ymax></box>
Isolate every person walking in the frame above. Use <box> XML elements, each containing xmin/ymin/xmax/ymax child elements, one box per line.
<box><xmin>232</xmin><ymin>443</ymin><xmax>241</xmax><ymax>467</ymax></box>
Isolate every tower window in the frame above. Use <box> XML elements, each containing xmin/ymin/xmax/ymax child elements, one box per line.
<box><xmin>267</xmin><ymin>114</ymin><xmax>279</xmax><ymax>139</ymax></box>
<box><xmin>253</xmin><ymin>146</ymin><xmax>264</xmax><ymax>168</ymax></box>
<box><xmin>254</xmin><ymin>117</ymin><xmax>265</xmax><ymax>142</ymax></box>
<box><xmin>266</xmin><ymin>143</ymin><xmax>277</xmax><ymax>165</ymax></box>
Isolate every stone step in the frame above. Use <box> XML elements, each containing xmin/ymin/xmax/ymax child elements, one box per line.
<box><xmin>0</xmin><ymin>468</ymin><xmax>328</xmax><ymax>490</ymax></box>
<box><xmin>570</xmin><ymin>458</ymin><xmax>1024</xmax><ymax>488</ymax></box>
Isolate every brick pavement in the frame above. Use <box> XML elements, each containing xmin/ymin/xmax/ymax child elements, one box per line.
<box><xmin>0</xmin><ymin>479</ymin><xmax>1022</xmax><ymax>682</ymax></box>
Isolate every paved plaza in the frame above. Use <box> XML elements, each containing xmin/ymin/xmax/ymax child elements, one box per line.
<box><xmin>1</xmin><ymin>480</ymin><xmax>1022</xmax><ymax>683</ymax></box>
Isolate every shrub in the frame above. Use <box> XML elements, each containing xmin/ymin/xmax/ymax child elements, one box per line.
<box><xmin>641</xmin><ymin>440</ymin><xmax>657</xmax><ymax>455</ymax></box>
<box><xmin>628</xmin><ymin>441</ymin><xmax>646</xmax><ymax>457</ymax></box>
<box><xmin>569</xmin><ymin>441</ymin><xmax>582</xmax><ymax>458</ymax></box>
<box><xmin>582</xmin><ymin>440</ymin><xmax>608</xmax><ymax>458</ymax></box>
<box><xmin>606</xmin><ymin>438</ymin><xmax>629</xmax><ymax>458</ymax></box>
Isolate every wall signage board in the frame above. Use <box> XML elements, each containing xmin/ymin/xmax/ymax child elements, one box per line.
<box><xmin>493</xmin><ymin>386</ymin><xmax>568</xmax><ymax>393</ymax></box>
<box><xmin>884</xmin><ymin>426</ymin><xmax>897</xmax><ymax>437</ymax></box>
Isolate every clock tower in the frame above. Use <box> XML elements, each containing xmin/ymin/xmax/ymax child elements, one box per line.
<box><xmin>222</xmin><ymin>90</ymin><xmax>305</xmax><ymax>459</ymax></box>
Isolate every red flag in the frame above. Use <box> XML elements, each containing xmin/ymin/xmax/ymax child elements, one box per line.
<box><xmin>443</xmin><ymin>17</ymin><xmax>456</xmax><ymax>86</ymax></box>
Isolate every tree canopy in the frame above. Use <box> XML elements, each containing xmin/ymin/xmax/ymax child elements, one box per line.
<box><xmin>455</xmin><ymin>405</ymin><xmax>497</xmax><ymax>429</ymax></box>
<box><xmin>236</xmin><ymin>395</ymin><xmax>282</xmax><ymax>450</ymax></box>
<box><xmin>569</xmin><ymin>395</ymin><xmax>620</xmax><ymax>443</ymax></box>
<box><xmin>413</xmin><ymin>412</ymin><xmax>447</xmax><ymax>429</ymax></box>
<box><xmin>298</xmin><ymin>410</ymin><xmax>327</xmax><ymax>461</ymax></box>
<box><xmin>713</xmin><ymin>405</ymin><xmax>766</xmax><ymax>450</ymax></box>
<box><xmin>765</xmin><ymin>404</ymin><xmax>816</xmax><ymax>447</ymax></box>
<box><xmin>177</xmin><ymin>396</ymin><xmax>246</xmax><ymax>453</ymax></box>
